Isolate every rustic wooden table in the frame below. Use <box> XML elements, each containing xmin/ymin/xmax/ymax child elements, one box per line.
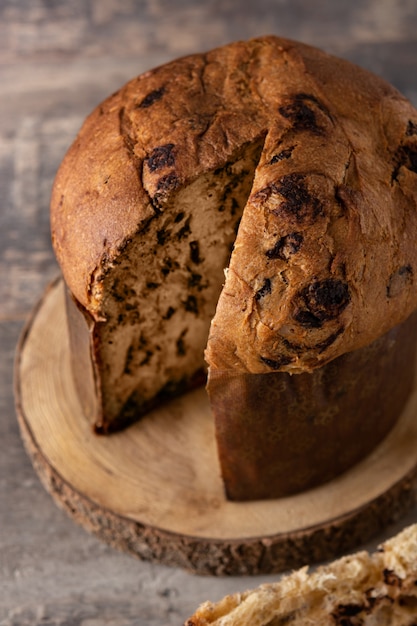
<box><xmin>2</xmin><ymin>1</ymin><xmax>417</xmax><ymax>624</ymax></box>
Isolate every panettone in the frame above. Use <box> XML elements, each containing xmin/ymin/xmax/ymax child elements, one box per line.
<box><xmin>50</xmin><ymin>36</ymin><xmax>417</xmax><ymax>500</ymax></box>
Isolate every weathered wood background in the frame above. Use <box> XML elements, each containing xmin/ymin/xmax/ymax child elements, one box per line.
<box><xmin>2</xmin><ymin>1</ymin><xmax>417</xmax><ymax>624</ymax></box>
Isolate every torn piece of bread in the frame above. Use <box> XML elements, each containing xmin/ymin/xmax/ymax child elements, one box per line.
<box><xmin>186</xmin><ymin>524</ymin><xmax>417</xmax><ymax>625</ymax></box>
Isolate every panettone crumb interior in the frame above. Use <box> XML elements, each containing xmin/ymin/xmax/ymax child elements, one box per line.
<box><xmin>95</xmin><ymin>140</ymin><xmax>264</xmax><ymax>426</ymax></box>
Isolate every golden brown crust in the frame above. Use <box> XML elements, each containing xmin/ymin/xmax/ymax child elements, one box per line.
<box><xmin>50</xmin><ymin>88</ymin><xmax>155</xmax><ymax>315</ymax></box>
<box><xmin>51</xmin><ymin>35</ymin><xmax>417</xmax><ymax>372</ymax></box>
<box><xmin>50</xmin><ymin>38</ymin><xmax>270</xmax><ymax>314</ymax></box>
<box><xmin>205</xmin><ymin>41</ymin><xmax>417</xmax><ymax>373</ymax></box>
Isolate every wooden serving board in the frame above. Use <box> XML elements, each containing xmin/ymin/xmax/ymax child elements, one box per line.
<box><xmin>14</xmin><ymin>278</ymin><xmax>417</xmax><ymax>575</ymax></box>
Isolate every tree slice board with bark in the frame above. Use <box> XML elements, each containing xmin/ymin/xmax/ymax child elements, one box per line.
<box><xmin>14</xmin><ymin>278</ymin><xmax>417</xmax><ymax>575</ymax></box>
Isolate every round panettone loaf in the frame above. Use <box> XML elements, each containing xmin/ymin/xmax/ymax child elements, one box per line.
<box><xmin>51</xmin><ymin>36</ymin><xmax>417</xmax><ymax>499</ymax></box>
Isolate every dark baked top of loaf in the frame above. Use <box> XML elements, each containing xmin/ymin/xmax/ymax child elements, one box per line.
<box><xmin>51</xmin><ymin>35</ymin><xmax>417</xmax><ymax>374</ymax></box>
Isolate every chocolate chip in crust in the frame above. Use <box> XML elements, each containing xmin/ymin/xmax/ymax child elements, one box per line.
<box><xmin>278</xmin><ymin>93</ymin><xmax>330</xmax><ymax>135</ymax></box>
<box><xmin>265</xmin><ymin>232</ymin><xmax>303</xmax><ymax>260</ymax></box>
<box><xmin>269</xmin><ymin>146</ymin><xmax>295</xmax><ymax>164</ymax></box>
<box><xmin>146</xmin><ymin>144</ymin><xmax>176</xmax><ymax>172</ymax></box>
<box><xmin>154</xmin><ymin>172</ymin><xmax>181</xmax><ymax>197</ymax></box>
<box><xmin>275</xmin><ymin>173</ymin><xmax>323</xmax><ymax>220</ymax></box>
<box><xmin>294</xmin><ymin>279</ymin><xmax>351</xmax><ymax>328</ymax></box>
<box><xmin>260</xmin><ymin>354</ymin><xmax>294</xmax><ymax>370</ymax></box>
<box><xmin>137</xmin><ymin>86</ymin><xmax>166</xmax><ymax>108</ymax></box>
<box><xmin>255</xmin><ymin>174</ymin><xmax>324</xmax><ymax>222</ymax></box>
<box><xmin>255</xmin><ymin>278</ymin><xmax>272</xmax><ymax>300</ymax></box>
